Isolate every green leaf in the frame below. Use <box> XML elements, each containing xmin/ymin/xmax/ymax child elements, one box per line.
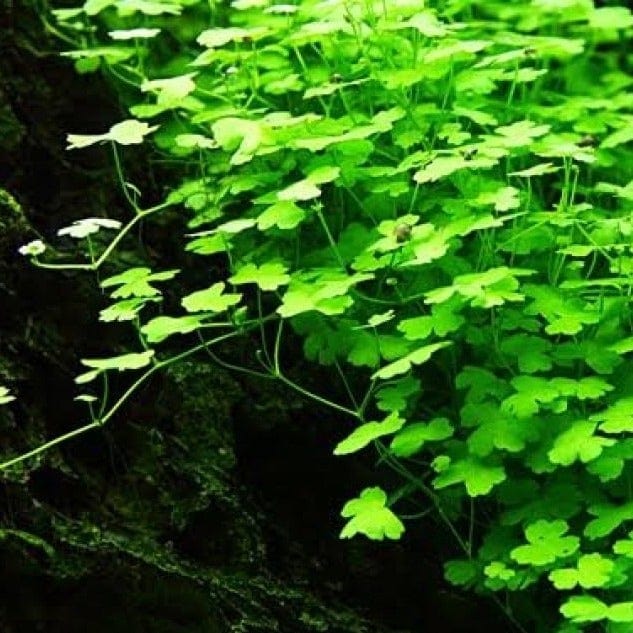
<box><xmin>340</xmin><ymin>487</ymin><xmax>405</xmax><ymax>541</ymax></box>
<box><xmin>501</xmin><ymin>335</ymin><xmax>552</xmax><ymax>373</ymax></box>
<box><xmin>465</xmin><ymin>407</ymin><xmax>536</xmax><ymax>457</ymax></box>
<box><xmin>390</xmin><ymin>418</ymin><xmax>453</xmax><ymax>457</ymax></box>
<box><xmin>549</xmin><ymin>554</ymin><xmax>614</xmax><ymax>590</ymax></box>
<box><xmin>397</xmin><ymin>316</ymin><xmax>433</xmax><ymax>341</ymax></box>
<box><xmin>257</xmin><ymin>200</ymin><xmax>306</xmax><ymax>230</ymax></box>
<box><xmin>510</xmin><ymin>520</ymin><xmax>579</xmax><ymax>566</ymax></box>
<box><xmin>229</xmin><ymin>262</ymin><xmax>290</xmax><ymax>291</ymax></box>
<box><xmin>484</xmin><ymin>561</ymin><xmax>516</xmax><ymax>582</ymax></box>
<box><xmin>76</xmin><ymin>350</ymin><xmax>155</xmax><ymax>383</ymax></box>
<box><xmin>100</xmin><ymin>268</ymin><xmax>179</xmax><ymax>298</ymax></box>
<box><xmin>181</xmin><ymin>282</ymin><xmax>242</xmax><ymax>313</ymax></box>
<box><xmin>334</xmin><ymin>412</ymin><xmax>404</xmax><ymax>455</ymax></box>
<box><xmin>277</xmin><ymin>180</ymin><xmax>322</xmax><ymax>202</ymax></box>
<box><xmin>211</xmin><ymin>117</ymin><xmax>268</xmax><ymax>165</ymax></box>
<box><xmin>375</xmin><ymin>376</ymin><xmax>420</xmax><ymax>413</ymax></box>
<box><xmin>433</xmin><ymin>456</ymin><xmax>506</xmax><ymax>496</ymax></box>
<box><xmin>425</xmin><ymin>267</ymin><xmax>534</xmax><ymax>309</ymax></box>
<box><xmin>371</xmin><ymin>341</ymin><xmax>451</xmax><ymax>380</ymax></box>
<box><xmin>508</xmin><ymin>162</ymin><xmax>559</xmax><ymax>177</ymax></box>
<box><xmin>444</xmin><ymin>559</ymin><xmax>479</xmax><ymax>587</ymax></box>
<box><xmin>475</xmin><ymin>186</ymin><xmax>520</xmax><ymax>211</ymax></box>
<box><xmin>608</xmin><ymin>602</ymin><xmax>633</xmax><ymax>623</ymax></box>
<box><xmin>613</xmin><ymin>531</ymin><xmax>633</xmax><ymax>558</ymax></box>
<box><xmin>142</xmin><ymin>73</ymin><xmax>197</xmax><ymax>101</ymax></box>
<box><xmin>592</xmin><ymin>398</ymin><xmax>633</xmax><ymax>434</ymax></box>
<box><xmin>277</xmin><ymin>272</ymin><xmax>372</xmax><ymax>318</ymax></box>
<box><xmin>57</xmin><ymin>217</ymin><xmax>121</xmax><ymax>239</ymax></box>
<box><xmin>560</xmin><ymin>596</ymin><xmax>609</xmax><ymax>624</ymax></box>
<box><xmin>67</xmin><ymin>119</ymin><xmax>158</xmax><ymax>149</ymax></box>
<box><xmin>584</xmin><ymin>502</ymin><xmax>633</xmax><ymax>539</ymax></box>
<box><xmin>548</xmin><ymin>420</ymin><xmax>613</xmax><ymax>466</ymax></box>
<box><xmin>347</xmin><ymin>330</ymin><xmax>380</xmax><ymax>367</ymax></box>
<box><xmin>197</xmin><ymin>26</ymin><xmax>266</xmax><ymax>48</ymax></box>
<box><xmin>501</xmin><ymin>375</ymin><xmax>560</xmax><ymax>419</ymax></box>
<box><xmin>494</xmin><ymin>119</ymin><xmax>550</xmax><ymax>146</ymax></box>
<box><xmin>186</xmin><ymin>234</ymin><xmax>230</xmax><ymax>255</ymax></box>
<box><xmin>413</xmin><ymin>156</ymin><xmax>467</xmax><ymax>183</ymax></box>
<box><xmin>589</xmin><ymin>7</ymin><xmax>633</xmax><ymax>30</ymax></box>
<box><xmin>140</xmin><ymin>315</ymin><xmax>207</xmax><ymax>343</ymax></box>
<box><xmin>99</xmin><ymin>297</ymin><xmax>158</xmax><ymax>322</ymax></box>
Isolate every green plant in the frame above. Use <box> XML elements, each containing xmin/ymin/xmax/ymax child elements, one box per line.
<box><xmin>7</xmin><ymin>0</ymin><xmax>633</xmax><ymax>630</ymax></box>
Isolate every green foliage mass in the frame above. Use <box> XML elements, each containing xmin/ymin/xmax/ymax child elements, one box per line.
<box><xmin>6</xmin><ymin>0</ymin><xmax>633</xmax><ymax>630</ymax></box>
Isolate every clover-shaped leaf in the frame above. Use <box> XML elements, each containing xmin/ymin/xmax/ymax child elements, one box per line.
<box><xmin>510</xmin><ymin>520</ymin><xmax>579</xmax><ymax>566</ymax></box>
<box><xmin>99</xmin><ymin>297</ymin><xmax>159</xmax><ymax>322</ymax></box>
<box><xmin>508</xmin><ymin>162</ymin><xmax>559</xmax><ymax>178</ymax></box>
<box><xmin>561</xmin><ymin>596</ymin><xmax>633</xmax><ymax>624</ymax></box>
<box><xmin>375</xmin><ymin>376</ymin><xmax>420</xmax><ymax>413</ymax></box>
<box><xmin>592</xmin><ymin>398</ymin><xmax>633</xmax><ymax>434</ymax></box>
<box><xmin>340</xmin><ymin>487</ymin><xmax>405</xmax><ymax>541</ymax></box>
<box><xmin>589</xmin><ymin>6</ymin><xmax>633</xmax><ymax>30</ymax></box>
<box><xmin>101</xmin><ymin>268</ymin><xmax>179</xmax><ymax>298</ymax></box>
<box><xmin>229</xmin><ymin>262</ymin><xmax>290</xmax><ymax>291</ymax></box>
<box><xmin>371</xmin><ymin>341</ymin><xmax>451</xmax><ymax>380</ymax></box>
<box><xmin>67</xmin><ymin>119</ymin><xmax>158</xmax><ymax>149</ymax></box>
<box><xmin>397</xmin><ymin>316</ymin><xmax>433</xmax><ymax>341</ymax></box>
<box><xmin>475</xmin><ymin>186</ymin><xmax>520</xmax><ymax>211</ymax></box>
<box><xmin>18</xmin><ymin>239</ymin><xmax>46</xmax><ymax>257</ymax></box>
<box><xmin>444</xmin><ymin>559</ymin><xmax>479</xmax><ymax>587</ymax></box>
<box><xmin>257</xmin><ymin>200</ymin><xmax>306</xmax><ymax>230</ymax></box>
<box><xmin>57</xmin><ymin>217</ymin><xmax>122</xmax><ymax>239</ymax></box>
<box><xmin>494</xmin><ymin>119</ymin><xmax>550</xmax><ymax>146</ymax></box>
<box><xmin>584</xmin><ymin>502</ymin><xmax>633</xmax><ymax>539</ymax></box>
<box><xmin>549</xmin><ymin>553</ymin><xmax>614</xmax><ymax>590</ymax></box>
<box><xmin>465</xmin><ymin>408</ymin><xmax>536</xmax><ymax>457</ymax></box>
<box><xmin>76</xmin><ymin>350</ymin><xmax>155</xmax><ymax>384</ymax></box>
<box><xmin>500</xmin><ymin>335</ymin><xmax>552</xmax><ymax>373</ymax></box>
<box><xmin>334</xmin><ymin>412</ymin><xmax>404</xmax><ymax>455</ymax></box>
<box><xmin>433</xmin><ymin>456</ymin><xmax>506</xmax><ymax>496</ymax></box>
<box><xmin>81</xmin><ymin>350</ymin><xmax>154</xmax><ymax>371</ymax></box>
<box><xmin>141</xmin><ymin>73</ymin><xmax>197</xmax><ymax>101</ymax></box>
<box><xmin>613</xmin><ymin>531</ymin><xmax>633</xmax><ymax>558</ymax></box>
<box><xmin>390</xmin><ymin>418</ymin><xmax>453</xmax><ymax>457</ymax></box>
<box><xmin>548</xmin><ymin>420</ymin><xmax>613</xmax><ymax>466</ymax></box>
<box><xmin>181</xmin><ymin>282</ymin><xmax>242</xmax><ymax>313</ymax></box>
<box><xmin>484</xmin><ymin>561</ymin><xmax>516</xmax><ymax>582</ymax></box>
<box><xmin>141</xmin><ymin>315</ymin><xmax>207</xmax><ymax>343</ymax></box>
<box><xmin>501</xmin><ymin>375</ymin><xmax>560</xmax><ymax>419</ymax></box>
<box><xmin>277</xmin><ymin>272</ymin><xmax>372</xmax><ymax>318</ymax></box>
<box><xmin>197</xmin><ymin>26</ymin><xmax>267</xmax><ymax>48</ymax></box>
<box><xmin>560</xmin><ymin>596</ymin><xmax>609</xmax><ymax>624</ymax></box>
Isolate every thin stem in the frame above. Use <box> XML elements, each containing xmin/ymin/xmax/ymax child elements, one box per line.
<box><xmin>112</xmin><ymin>143</ymin><xmax>141</xmax><ymax>212</ymax></box>
<box><xmin>316</xmin><ymin>206</ymin><xmax>346</xmax><ymax>270</ymax></box>
<box><xmin>0</xmin><ymin>332</ymin><xmax>243</xmax><ymax>472</ymax></box>
<box><xmin>0</xmin><ymin>422</ymin><xmax>103</xmax><ymax>470</ymax></box>
<box><xmin>32</xmin><ymin>200</ymin><xmax>174</xmax><ymax>272</ymax></box>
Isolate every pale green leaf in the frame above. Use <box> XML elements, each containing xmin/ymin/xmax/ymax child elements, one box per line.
<box><xmin>340</xmin><ymin>487</ymin><xmax>405</xmax><ymax>541</ymax></box>
<box><xmin>371</xmin><ymin>341</ymin><xmax>451</xmax><ymax>380</ymax></box>
<box><xmin>334</xmin><ymin>412</ymin><xmax>405</xmax><ymax>455</ymax></box>
<box><xmin>181</xmin><ymin>282</ymin><xmax>242</xmax><ymax>313</ymax></box>
<box><xmin>390</xmin><ymin>418</ymin><xmax>453</xmax><ymax>457</ymax></box>
<box><xmin>229</xmin><ymin>262</ymin><xmax>290</xmax><ymax>291</ymax></box>
<box><xmin>140</xmin><ymin>315</ymin><xmax>206</xmax><ymax>343</ymax></box>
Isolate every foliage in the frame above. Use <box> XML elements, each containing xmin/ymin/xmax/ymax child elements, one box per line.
<box><xmin>6</xmin><ymin>0</ymin><xmax>633</xmax><ymax>630</ymax></box>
